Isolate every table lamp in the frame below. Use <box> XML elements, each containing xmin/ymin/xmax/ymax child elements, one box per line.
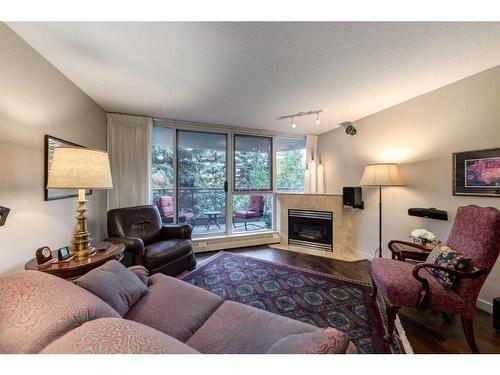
<box><xmin>359</xmin><ymin>163</ymin><xmax>404</xmax><ymax>257</ymax></box>
<box><xmin>47</xmin><ymin>147</ymin><xmax>113</xmax><ymax>259</ymax></box>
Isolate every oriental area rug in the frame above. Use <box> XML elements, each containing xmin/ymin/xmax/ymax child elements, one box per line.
<box><xmin>181</xmin><ymin>251</ymin><xmax>413</xmax><ymax>354</ymax></box>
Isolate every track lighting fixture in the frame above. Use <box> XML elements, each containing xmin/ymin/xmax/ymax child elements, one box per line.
<box><xmin>277</xmin><ymin>109</ymin><xmax>322</xmax><ymax>129</ymax></box>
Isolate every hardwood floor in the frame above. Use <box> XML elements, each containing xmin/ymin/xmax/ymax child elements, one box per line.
<box><xmin>196</xmin><ymin>245</ymin><xmax>500</xmax><ymax>354</ymax></box>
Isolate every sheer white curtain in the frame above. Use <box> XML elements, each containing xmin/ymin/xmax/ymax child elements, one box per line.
<box><xmin>107</xmin><ymin>113</ymin><xmax>152</xmax><ymax>209</ymax></box>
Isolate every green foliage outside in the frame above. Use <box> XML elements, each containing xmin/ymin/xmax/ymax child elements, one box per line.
<box><xmin>151</xmin><ymin>144</ymin><xmax>305</xmax><ymax>230</ymax></box>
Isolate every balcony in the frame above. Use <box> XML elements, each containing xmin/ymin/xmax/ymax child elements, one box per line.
<box><xmin>152</xmin><ymin>188</ymin><xmax>270</xmax><ymax>235</ymax></box>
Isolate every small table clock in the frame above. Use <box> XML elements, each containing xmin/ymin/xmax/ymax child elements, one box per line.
<box><xmin>36</xmin><ymin>246</ymin><xmax>54</xmax><ymax>265</ymax></box>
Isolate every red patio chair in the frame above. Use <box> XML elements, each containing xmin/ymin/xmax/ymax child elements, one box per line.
<box><xmin>233</xmin><ymin>195</ymin><xmax>265</xmax><ymax>231</ymax></box>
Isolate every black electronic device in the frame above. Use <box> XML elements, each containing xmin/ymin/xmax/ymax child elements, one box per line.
<box><xmin>57</xmin><ymin>246</ymin><xmax>71</xmax><ymax>261</ymax></box>
<box><xmin>343</xmin><ymin>187</ymin><xmax>364</xmax><ymax>209</ymax></box>
<box><xmin>408</xmin><ymin>207</ymin><xmax>448</xmax><ymax>221</ymax></box>
<box><xmin>98</xmin><ymin>241</ymin><xmax>112</xmax><ymax>252</ymax></box>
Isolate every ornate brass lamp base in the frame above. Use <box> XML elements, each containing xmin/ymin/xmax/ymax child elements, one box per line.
<box><xmin>72</xmin><ymin>189</ymin><xmax>96</xmax><ymax>259</ymax></box>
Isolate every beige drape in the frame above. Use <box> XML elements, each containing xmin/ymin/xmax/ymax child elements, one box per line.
<box><xmin>107</xmin><ymin>113</ymin><xmax>152</xmax><ymax>209</ymax></box>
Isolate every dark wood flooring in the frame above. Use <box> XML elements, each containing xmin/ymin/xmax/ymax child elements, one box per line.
<box><xmin>196</xmin><ymin>246</ymin><xmax>500</xmax><ymax>354</ymax></box>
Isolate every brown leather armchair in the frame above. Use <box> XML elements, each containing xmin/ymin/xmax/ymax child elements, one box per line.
<box><xmin>105</xmin><ymin>205</ymin><xmax>196</xmax><ymax>276</ymax></box>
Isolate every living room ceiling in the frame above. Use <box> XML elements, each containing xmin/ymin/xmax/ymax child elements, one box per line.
<box><xmin>7</xmin><ymin>22</ymin><xmax>500</xmax><ymax>135</ymax></box>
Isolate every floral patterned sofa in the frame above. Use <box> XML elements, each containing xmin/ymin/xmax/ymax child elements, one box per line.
<box><xmin>0</xmin><ymin>266</ymin><xmax>356</xmax><ymax>354</ymax></box>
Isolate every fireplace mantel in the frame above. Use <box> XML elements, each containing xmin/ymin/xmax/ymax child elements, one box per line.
<box><xmin>274</xmin><ymin>193</ymin><xmax>359</xmax><ymax>261</ymax></box>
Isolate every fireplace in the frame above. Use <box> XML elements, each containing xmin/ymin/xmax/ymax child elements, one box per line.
<box><xmin>288</xmin><ymin>209</ymin><xmax>333</xmax><ymax>251</ymax></box>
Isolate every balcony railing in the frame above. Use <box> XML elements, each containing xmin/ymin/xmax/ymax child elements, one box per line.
<box><xmin>152</xmin><ymin>187</ymin><xmax>226</xmax><ymax>218</ymax></box>
<box><xmin>152</xmin><ymin>187</ymin><xmax>273</xmax><ymax>231</ymax></box>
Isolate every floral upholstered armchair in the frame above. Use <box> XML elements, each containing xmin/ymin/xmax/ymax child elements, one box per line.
<box><xmin>370</xmin><ymin>205</ymin><xmax>500</xmax><ymax>353</ymax></box>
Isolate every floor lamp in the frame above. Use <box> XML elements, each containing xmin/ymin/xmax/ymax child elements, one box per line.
<box><xmin>360</xmin><ymin>163</ymin><xmax>404</xmax><ymax>258</ymax></box>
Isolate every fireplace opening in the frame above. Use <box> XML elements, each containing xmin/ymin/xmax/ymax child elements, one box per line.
<box><xmin>288</xmin><ymin>209</ymin><xmax>333</xmax><ymax>251</ymax></box>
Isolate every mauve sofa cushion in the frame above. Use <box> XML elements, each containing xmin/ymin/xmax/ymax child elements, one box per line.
<box><xmin>41</xmin><ymin>318</ymin><xmax>199</xmax><ymax>354</ymax></box>
<box><xmin>186</xmin><ymin>301</ymin><xmax>319</xmax><ymax>354</ymax></box>
<box><xmin>125</xmin><ymin>273</ymin><xmax>223</xmax><ymax>342</ymax></box>
<box><xmin>0</xmin><ymin>270</ymin><xmax>120</xmax><ymax>354</ymax></box>
<box><xmin>75</xmin><ymin>260</ymin><xmax>148</xmax><ymax>317</ymax></box>
<box><xmin>266</xmin><ymin>327</ymin><xmax>353</xmax><ymax>354</ymax></box>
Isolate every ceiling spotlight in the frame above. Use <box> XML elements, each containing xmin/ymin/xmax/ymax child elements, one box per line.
<box><xmin>277</xmin><ymin>109</ymin><xmax>322</xmax><ymax>129</ymax></box>
<box><xmin>340</xmin><ymin>121</ymin><xmax>357</xmax><ymax>136</ymax></box>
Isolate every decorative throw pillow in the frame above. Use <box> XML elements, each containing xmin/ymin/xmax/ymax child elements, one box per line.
<box><xmin>425</xmin><ymin>244</ymin><xmax>469</xmax><ymax>289</ymax></box>
<box><xmin>75</xmin><ymin>260</ymin><xmax>149</xmax><ymax>316</ymax></box>
<box><xmin>128</xmin><ymin>265</ymin><xmax>150</xmax><ymax>286</ymax></box>
<box><xmin>266</xmin><ymin>328</ymin><xmax>351</xmax><ymax>354</ymax></box>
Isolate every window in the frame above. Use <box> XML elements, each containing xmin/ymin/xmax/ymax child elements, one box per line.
<box><xmin>276</xmin><ymin>137</ymin><xmax>306</xmax><ymax>192</ymax></box>
<box><xmin>151</xmin><ymin>127</ymin><xmax>174</xmax><ymax>204</ymax></box>
<box><xmin>151</xmin><ymin>124</ymin><xmax>304</xmax><ymax>236</ymax></box>
<box><xmin>234</xmin><ymin>134</ymin><xmax>272</xmax><ymax>191</ymax></box>
<box><xmin>177</xmin><ymin>130</ymin><xmax>227</xmax><ymax>235</ymax></box>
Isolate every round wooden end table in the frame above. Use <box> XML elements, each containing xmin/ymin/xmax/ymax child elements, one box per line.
<box><xmin>390</xmin><ymin>242</ymin><xmax>433</xmax><ymax>262</ymax></box>
<box><xmin>25</xmin><ymin>242</ymin><xmax>125</xmax><ymax>281</ymax></box>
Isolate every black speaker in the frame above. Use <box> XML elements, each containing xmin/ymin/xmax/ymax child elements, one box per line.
<box><xmin>494</xmin><ymin>297</ymin><xmax>500</xmax><ymax>332</ymax></box>
<box><xmin>343</xmin><ymin>187</ymin><xmax>364</xmax><ymax>209</ymax></box>
<box><xmin>408</xmin><ymin>207</ymin><xmax>448</xmax><ymax>221</ymax></box>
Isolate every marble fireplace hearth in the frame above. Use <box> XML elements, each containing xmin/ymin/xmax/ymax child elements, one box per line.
<box><xmin>272</xmin><ymin>193</ymin><xmax>361</xmax><ymax>262</ymax></box>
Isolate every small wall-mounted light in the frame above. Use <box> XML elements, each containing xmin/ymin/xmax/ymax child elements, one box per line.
<box><xmin>0</xmin><ymin>206</ymin><xmax>10</xmax><ymax>226</ymax></box>
<box><xmin>340</xmin><ymin>121</ymin><xmax>357</xmax><ymax>136</ymax></box>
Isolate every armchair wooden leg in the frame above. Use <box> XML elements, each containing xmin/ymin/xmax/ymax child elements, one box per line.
<box><xmin>370</xmin><ymin>274</ymin><xmax>378</xmax><ymax>300</ymax></box>
<box><xmin>441</xmin><ymin>312</ymin><xmax>452</xmax><ymax>324</ymax></box>
<box><xmin>461</xmin><ymin>316</ymin><xmax>480</xmax><ymax>353</ymax></box>
<box><xmin>384</xmin><ymin>305</ymin><xmax>400</xmax><ymax>343</ymax></box>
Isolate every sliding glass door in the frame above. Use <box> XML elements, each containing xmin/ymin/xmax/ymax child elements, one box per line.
<box><xmin>232</xmin><ymin>134</ymin><xmax>273</xmax><ymax>232</ymax></box>
<box><xmin>177</xmin><ymin>130</ymin><xmax>227</xmax><ymax>236</ymax></box>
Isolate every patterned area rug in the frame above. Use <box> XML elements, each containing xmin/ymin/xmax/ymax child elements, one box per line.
<box><xmin>181</xmin><ymin>251</ymin><xmax>412</xmax><ymax>354</ymax></box>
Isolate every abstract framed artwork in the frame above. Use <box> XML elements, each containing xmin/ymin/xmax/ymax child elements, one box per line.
<box><xmin>44</xmin><ymin>135</ymin><xmax>92</xmax><ymax>201</ymax></box>
<box><xmin>453</xmin><ymin>147</ymin><xmax>500</xmax><ymax>197</ymax></box>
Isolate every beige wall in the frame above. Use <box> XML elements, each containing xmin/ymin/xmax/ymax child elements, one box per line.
<box><xmin>0</xmin><ymin>23</ymin><xmax>107</xmax><ymax>275</ymax></box>
<box><xmin>318</xmin><ymin>64</ymin><xmax>500</xmax><ymax>312</ymax></box>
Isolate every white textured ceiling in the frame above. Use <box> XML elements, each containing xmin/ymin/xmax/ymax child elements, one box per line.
<box><xmin>7</xmin><ymin>22</ymin><xmax>500</xmax><ymax>135</ymax></box>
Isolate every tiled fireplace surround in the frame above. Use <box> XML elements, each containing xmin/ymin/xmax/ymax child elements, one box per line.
<box><xmin>273</xmin><ymin>193</ymin><xmax>360</xmax><ymax>261</ymax></box>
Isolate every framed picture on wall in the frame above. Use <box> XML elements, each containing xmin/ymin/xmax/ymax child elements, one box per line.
<box><xmin>44</xmin><ymin>135</ymin><xmax>92</xmax><ymax>201</ymax></box>
<box><xmin>453</xmin><ymin>147</ymin><xmax>500</xmax><ymax>197</ymax></box>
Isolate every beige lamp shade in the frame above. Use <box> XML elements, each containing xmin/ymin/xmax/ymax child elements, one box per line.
<box><xmin>359</xmin><ymin>163</ymin><xmax>404</xmax><ymax>186</ymax></box>
<box><xmin>47</xmin><ymin>147</ymin><xmax>113</xmax><ymax>189</ymax></box>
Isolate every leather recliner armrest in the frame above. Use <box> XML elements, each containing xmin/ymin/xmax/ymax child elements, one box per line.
<box><xmin>106</xmin><ymin>236</ymin><xmax>146</xmax><ymax>266</ymax></box>
<box><xmin>160</xmin><ymin>224</ymin><xmax>193</xmax><ymax>240</ymax></box>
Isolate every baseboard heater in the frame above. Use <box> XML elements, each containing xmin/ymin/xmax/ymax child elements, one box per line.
<box><xmin>193</xmin><ymin>232</ymin><xmax>280</xmax><ymax>253</ymax></box>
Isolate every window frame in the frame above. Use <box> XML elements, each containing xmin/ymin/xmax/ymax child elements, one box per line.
<box><xmin>151</xmin><ymin>119</ymin><xmax>305</xmax><ymax>237</ymax></box>
<box><xmin>232</xmin><ymin>133</ymin><xmax>274</xmax><ymax>193</ymax></box>
<box><xmin>275</xmin><ymin>136</ymin><xmax>307</xmax><ymax>193</ymax></box>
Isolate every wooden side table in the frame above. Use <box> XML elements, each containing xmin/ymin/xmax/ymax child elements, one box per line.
<box><xmin>389</xmin><ymin>240</ymin><xmax>434</xmax><ymax>262</ymax></box>
<box><xmin>25</xmin><ymin>242</ymin><xmax>125</xmax><ymax>281</ymax></box>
